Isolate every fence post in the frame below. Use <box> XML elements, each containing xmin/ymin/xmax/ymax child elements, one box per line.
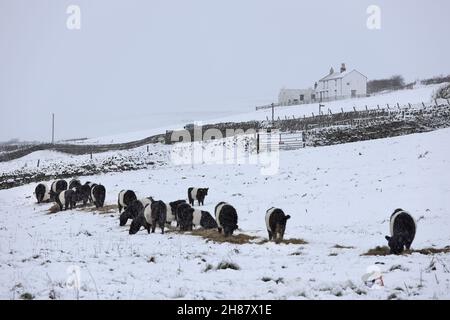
<box><xmin>422</xmin><ymin>102</ymin><xmax>425</xmax><ymax>108</ymax></box>
<box><xmin>341</xmin><ymin>108</ymin><xmax>344</xmax><ymax>114</ymax></box>
<box><xmin>353</xmin><ymin>106</ymin><xmax>356</xmax><ymax>112</ymax></box>
<box><xmin>397</xmin><ymin>102</ymin><xmax>400</xmax><ymax>108</ymax></box>
<box><xmin>146</xmin><ymin>145</ymin><xmax>149</xmax><ymax>152</ymax></box>
<box><xmin>386</xmin><ymin>104</ymin><xmax>390</xmax><ymax>109</ymax></box>
<box><xmin>435</xmin><ymin>99</ymin><xmax>438</xmax><ymax>106</ymax></box>
<box><xmin>365</xmin><ymin>105</ymin><xmax>368</xmax><ymax>111</ymax></box>
<box><xmin>90</xmin><ymin>152</ymin><xmax>93</xmax><ymax>160</ymax></box>
<box><xmin>408</xmin><ymin>103</ymin><xmax>412</xmax><ymax>108</ymax></box>
<box><xmin>256</xmin><ymin>133</ymin><xmax>260</xmax><ymax>154</ymax></box>
<box><xmin>37</xmin><ymin>159</ymin><xmax>40</xmax><ymax>168</ymax></box>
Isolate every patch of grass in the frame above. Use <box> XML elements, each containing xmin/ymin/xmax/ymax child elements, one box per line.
<box><xmin>20</xmin><ymin>292</ymin><xmax>34</xmax><ymax>300</ymax></box>
<box><xmin>361</xmin><ymin>246</ymin><xmax>391</xmax><ymax>256</ymax></box>
<box><xmin>217</xmin><ymin>261</ymin><xmax>240</xmax><ymax>270</ymax></box>
<box><xmin>261</xmin><ymin>277</ymin><xmax>284</xmax><ymax>284</ymax></box>
<box><xmin>47</xmin><ymin>204</ymin><xmax>60</xmax><ymax>214</ymax></box>
<box><xmin>329</xmin><ymin>252</ymin><xmax>338</xmax><ymax>256</ymax></box>
<box><xmin>333</xmin><ymin>244</ymin><xmax>355</xmax><ymax>249</ymax></box>
<box><xmin>175</xmin><ymin>229</ymin><xmax>308</xmax><ymax>245</ymax></box>
<box><xmin>362</xmin><ymin>245</ymin><xmax>450</xmax><ymax>256</ymax></box>
<box><xmin>84</xmin><ymin>204</ymin><xmax>118</xmax><ymax>214</ymax></box>
<box><xmin>203</xmin><ymin>264</ymin><xmax>214</xmax><ymax>272</ymax></box>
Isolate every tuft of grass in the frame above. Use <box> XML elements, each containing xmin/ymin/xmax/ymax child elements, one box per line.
<box><xmin>361</xmin><ymin>246</ymin><xmax>391</xmax><ymax>256</ymax></box>
<box><xmin>217</xmin><ymin>261</ymin><xmax>240</xmax><ymax>270</ymax></box>
<box><xmin>47</xmin><ymin>204</ymin><xmax>60</xmax><ymax>214</ymax></box>
<box><xmin>333</xmin><ymin>244</ymin><xmax>355</xmax><ymax>249</ymax></box>
<box><xmin>84</xmin><ymin>204</ymin><xmax>118</xmax><ymax>214</ymax></box>
<box><xmin>203</xmin><ymin>264</ymin><xmax>214</xmax><ymax>272</ymax></box>
<box><xmin>259</xmin><ymin>238</ymin><xmax>308</xmax><ymax>245</ymax></box>
<box><xmin>20</xmin><ymin>292</ymin><xmax>34</xmax><ymax>300</ymax></box>
<box><xmin>329</xmin><ymin>252</ymin><xmax>338</xmax><ymax>256</ymax></box>
<box><xmin>362</xmin><ymin>245</ymin><xmax>450</xmax><ymax>256</ymax></box>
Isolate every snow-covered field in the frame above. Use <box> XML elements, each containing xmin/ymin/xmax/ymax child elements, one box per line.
<box><xmin>1</xmin><ymin>125</ymin><xmax>450</xmax><ymax>299</ymax></box>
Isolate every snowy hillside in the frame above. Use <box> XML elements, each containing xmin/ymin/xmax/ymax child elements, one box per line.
<box><xmin>81</xmin><ymin>84</ymin><xmax>444</xmax><ymax>145</ymax></box>
<box><xmin>1</xmin><ymin>127</ymin><xmax>449</xmax><ymax>299</ymax></box>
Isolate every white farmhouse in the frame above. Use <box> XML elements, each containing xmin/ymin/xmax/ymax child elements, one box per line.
<box><xmin>315</xmin><ymin>63</ymin><xmax>367</xmax><ymax>102</ymax></box>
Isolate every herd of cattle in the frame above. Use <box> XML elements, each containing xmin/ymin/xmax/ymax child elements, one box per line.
<box><xmin>34</xmin><ymin>178</ymin><xmax>417</xmax><ymax>254</ymax></box>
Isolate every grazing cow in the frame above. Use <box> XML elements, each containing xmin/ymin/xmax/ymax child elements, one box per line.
<box><xmin>69</xmin><ymin>179</ymin><xmax>82</xmax><ymax>190</ymax></box>
<box><xmin>192</xmin><ymin>209</ymin><xmax>218</xmax><ymax>230</ymax></box>
<box><xmin>119</xmin><ymin>199</ymin><xmax>146</xmax><ymax>226</ymax></box>
<box><xmin>91</xmin><ymin>184</ymin><xmax>106</xmax><ymax>208</ymax></box>
<box><xmin>75</xmin><ymin>184</ymin><xmax>91</xmax><ymax>206</ymax></box>
<box><xmin>265</xmin><ymin>207</ymin><xmax>291</xmax><ymax>242</ymax></box>
<box><xmin>167</xmin><ymin>200</ymin><xmax>187</xmax><ymax>225</ymax></box>
<box><xmin>129</xmin><ymin>210</ymin><xmax>152</xmax><ymax>235</ymax></box>
<box><xmin>187</xmin><ymin>187</ymin><xmax>209</xmax><ymax>206</ymax></box>
<box><xmin>50</xmin><ymin>180</ymin><xmax>68</xmax><ymax>200</ymax></box>
<box><xmin>385</xmin><ymin>208</ymin><xmax>417</xmax><ymax>254</ymax></box>
<box><xmin>148</xmin><ymin>200</ymin><xmax>167</xmax><ymax>234</ymax></box>
<box><xmin>56</xmin><ymin>189</ymin><xmax>77</xmax><ymax>211</ymax></box>
<box><xmin>117</xmin><ymin>190</ymin><xmax>137</xmax><ymax>213</ymax></box>
<box><xmin>177</xmin><ymin>203</ymin><xmax>194</xmax><ymax>231</ymax></box>
<box><xmin>215</xmin><ymin>202</ymin><xmax>238</xmax><ymax>237</ymax></box>
<box><xmin>34</xmin><ymin>183</ymin><xmax>50</xmax><ymax>203</ymax></box>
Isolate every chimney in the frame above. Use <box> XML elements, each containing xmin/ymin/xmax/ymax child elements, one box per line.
<box><xmin>340</xmin><ymin>63</ymin><xmax>346</xmax><ymax>73</ymax></box>
<box><xmin>329</xmin><ymin>67</ymin><xmax>334</xmax><ymax>75</ymax></box>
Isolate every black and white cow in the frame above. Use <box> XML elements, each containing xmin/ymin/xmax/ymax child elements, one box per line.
<box><xmin>215</xmin><ymin>202</ymin><xmax>238</xmax><ymax>237</ymax></box>
<box><xmin>265</xmin><ymin>207</ymin><xmax>291</xmax><ymax>242</ymax></box>
<box><xmin>69</xmin><ymin>179</ymin><xmax>82</xmax><ymax>190</ymax></box>
<box><xmin>177</xmin><ymin>202</ymin><xmax>194</xmax><ymax>231</ymax></box>
<box><xmin>50</xmin><ymin>180</ymin><xmax>68</xmax><ymax>200</ymax></box>
<box><xmin>192</xmin><ymin>209</ymin><xmax>218</xmax><ymax>230</ymax></box>
<box><xmin>187</xmin><ymin>187</ymin><xmax>209</xmax><ymax>206</ymax></box>
<box><xmin>385</xmin><ymin>208</ymin><xmax>416</xmax><ymax>254</ymax></box>
<box><xmin>129</xmin><ymin>210</ymin><xmax>152</xmax><ymax>235</ymax></box>
<box><xmin>91</xmin><ymin>184</ymin><xmax>106</xmax><ymax>208</ymax></box>
<box><xmin>119</xmin><ymin>199</ymin><xmax>142</xmax><ymax>226</ymax></box>
<box><xmin>55</xmin><ymin>189</ymin><xmax>77</xmax><ymax>211</ymax></box>
<box><xmin>117</xmin><ymin>190</ymin><xmax>137</xmax><ymax>213</ymax></box>
<box><xmin>34</xmin><ymin>183</ymin><xmax>51</xmax><ymax>203</ymax></box>
<box><xmin>167</xmin><ymin>199</ymin><xmax>187</xmax><ymax>225</ymax></box>
<box><xmin>119</xmin><ymin>198</ymin><xmax>148</xmax><ymax>226</ymax></box>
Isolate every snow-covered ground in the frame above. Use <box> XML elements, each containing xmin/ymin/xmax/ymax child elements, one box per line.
<box><xmin>1</xmin><ymin>126</ymin><xmax>449</xmax><ymax>299</ymax></box>
<box><xmin>79</xmin><ymin>84</ymin><xmax>444</xmax><ymax>145</ymax></box>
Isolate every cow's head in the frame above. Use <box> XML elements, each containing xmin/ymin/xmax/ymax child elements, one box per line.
<box><xmin>385</xmin><ymin>234</ymin><xmax>406</xmax><ymax>255</ymax></box>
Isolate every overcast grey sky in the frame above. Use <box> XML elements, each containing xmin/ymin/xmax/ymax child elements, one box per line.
<box><xmin>1</xmin><ymin>0</ymin><xmax>449</xmax><ymax>142</ymax></box>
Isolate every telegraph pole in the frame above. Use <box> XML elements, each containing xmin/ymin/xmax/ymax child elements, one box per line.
<box><xmin>271</xmin><ymin>103</ymin><xmax>275</xmax><ymax>124</ymax></box>
<box><xmin>51</xmin><ymin>113</ymin><xmax>55</xmax><ymax>144</ymax></box>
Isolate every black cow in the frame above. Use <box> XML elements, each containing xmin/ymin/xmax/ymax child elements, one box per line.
<box><xmin>265</xmin><ymin>207</ymin><xmax>290</xmax><ymax>242</ymax></box>
<box><xmin>129</xmin><ymin>211</ymin><xmax>152</xmax><ymax>235</ymax></box>
<box><xmin>34</xmin><ymin>183</ymin><xmax>50</xmax><ymax>203</ymax></box>
<box><xmin>149</xmin><ymin>200</ymin><xmax>167</xmax><ymax>234</ymax></box>
<box><xmin>188</xmin><ymin>187</ymin><xmax>209</xmax><ymax>206</ymax></box>
<box><xmin>118</xmin><ymin>190</ymin><xmax>137</xmax><ymax>213</ymax></box>
<box><xmin>214</xmin><ymin>202</ymin><xmax>238</xmax><ymax>237</ymax></box>
<box><xmin>50</xmin><ymin>180</ymin><xmax>68</xmax><ymax>201</ymax></box>
<box><xmin>167</xmin><ymin>199</ymin><xmax>187</xmax><ymax>225</ymax></box>
<box><xmin>75</xmin><ymin>184</ymin><xmax>91</xmax><ymax>206</ymax></box>
<box><xmin>385</xmin><ymin>208</ymin><xmax>416</xmax><ymax>254</ymax></box>
<box><xmin>119</xmin><ymin>199</ymin><xmax>146</xmax><ymax>226</ymax></box>
<box><xmin>177</xmin><ymin>202</ymin><xmax>194</xmax><ymax>231</ymax></box>
<box><xmin>91</xmin><ymin>184</ymin><xmax>106</xmax><ymax>208</ymax></box>
<box><xmin>56</xmin><ymin>189</ymin><xmax>77</xmax><ymax>211</ymax></box>
<box><xmin>69</xmin><ymin>179</ymin><xmax>82</xmax><ymax>190</ymax></box>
